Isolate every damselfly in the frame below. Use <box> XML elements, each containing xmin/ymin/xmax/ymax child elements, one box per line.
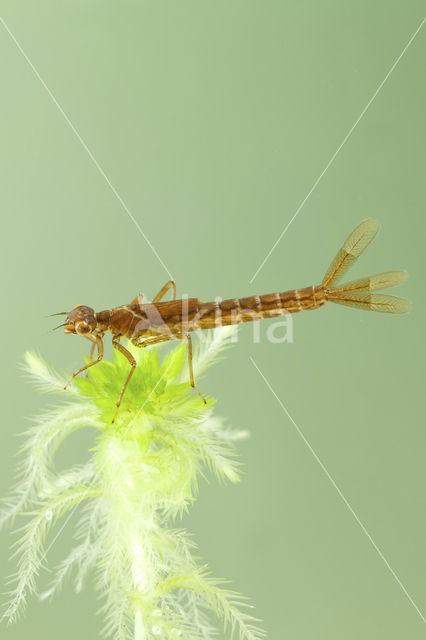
<box><xmin>51</xmin><ymin>220</ymin><xmax>410</xmax><ymax>421</ymax></box>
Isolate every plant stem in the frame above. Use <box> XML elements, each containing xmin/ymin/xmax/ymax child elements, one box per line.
<box><xmin>135</xmin><ymin>610</ymin><xmax>144</xmax><ymax>640</ymax></box>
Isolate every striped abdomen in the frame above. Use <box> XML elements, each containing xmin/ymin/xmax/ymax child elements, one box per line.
<box><xmin>193</xmin><ymin>285</ymin><xmax>326</xmax><ymax>330</ymax></box>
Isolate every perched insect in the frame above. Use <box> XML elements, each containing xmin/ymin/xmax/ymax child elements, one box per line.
<box><xmin>51</xmin><ymin>219</ymin><xmax>410</xmax><ymax>422</ymax></box>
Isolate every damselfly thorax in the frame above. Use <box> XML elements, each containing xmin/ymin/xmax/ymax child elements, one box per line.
<box><xmin>51</xmin><ymin>220</ymin><xmax>410</xmax><ymax>422</ymax></box>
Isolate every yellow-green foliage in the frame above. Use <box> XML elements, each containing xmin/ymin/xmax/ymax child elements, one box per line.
<box><xmin>1</xmin><ymin>328</ymin><xmax>265</xmax><ymax>640</ymax></box>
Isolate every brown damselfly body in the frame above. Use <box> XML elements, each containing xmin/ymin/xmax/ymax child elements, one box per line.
<box><xmin>52</xmin><ymin>220</ymin><xmax>410</xmax><ymax>422</ymax></box>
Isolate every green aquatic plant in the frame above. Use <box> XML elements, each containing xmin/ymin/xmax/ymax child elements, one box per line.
<box><xmin>1</xmin><ymin>327</ymin><xmax>265</xmax><ymax>640</ymax></box>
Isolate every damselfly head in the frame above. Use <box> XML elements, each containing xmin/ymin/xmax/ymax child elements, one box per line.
<box><xmin>64</xmin><ymin>304</ymin><xmax>96</xmax><ymax>336</ymax></box>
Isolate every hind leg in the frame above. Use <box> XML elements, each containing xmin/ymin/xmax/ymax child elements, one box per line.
<box><xmin>153</xmin><ymin>280</ymin><xmax>176</xmax><ymax>302</ymax></box>
<box><xmin>174</xmin><ymin>333</ymin><xmax>206</xmax><ymax>404</ymax></box>
<box><xmin>133</xmin><ymin>332</ymin><xmax>206</xmax><ymax>404</ymax></box>
<box><xmin>129</xmin><ymin>281</ymin><xmax>176</xmax><ymax>307</ymax></box>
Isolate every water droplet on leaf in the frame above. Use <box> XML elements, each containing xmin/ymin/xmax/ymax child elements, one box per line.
<box><xmin>45</xmin><ymin>510</ymin><xmax>52</xmax><ymax>521</ymax></box>
<box><xmin>152</xmin><ymin>626</ymin><xmax>161</xmax><ymax>635</ymax></box>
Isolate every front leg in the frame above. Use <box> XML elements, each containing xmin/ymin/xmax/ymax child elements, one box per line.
<box><xmin>64</xmin><ymin>334</ymin><xmax>104</xmax><ymax>389</ymax></box>
<box><xmin>86</xmin><ymin>332</ymin><xmax>104</xmax><ymax>375</ymax></box>
<box><xmin>89</xmin><ymin>341</ymin><xmax>96</xmax><ymax>361</ymax></box>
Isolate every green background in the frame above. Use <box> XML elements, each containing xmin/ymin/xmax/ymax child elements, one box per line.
<box><xmin>0</xmin><ymin>2</ymin><xmax>425</xmax><ymax>638</ymax></box>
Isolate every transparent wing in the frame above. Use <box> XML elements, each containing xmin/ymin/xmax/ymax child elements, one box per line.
<box><xmin>328</xmin><ymin>270</ymin><xmax>408</xmax><ymax>294</ymax></box>
<box><xmin>327</xmin><ymin>290</ymin><xmax>411</xmax><ymax>314</ymax></box>
<box><xmin>322</xmin><ymin>219</ymin><xmax>380</xmax><ymax>288</ymax></box>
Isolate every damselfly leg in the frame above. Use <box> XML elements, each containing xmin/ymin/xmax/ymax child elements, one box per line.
<box><xmin>112</xmin><ymin>338</ymin><xmax>137</xmax><ymax>423</ymax></box>
<box><xmin>153</xmin><ymin>280</ymin><xmax>176</xmax><ymax>303</ymax></box>
<box><xmin>129</xmin><ymin>281</ymin><xmax>176</xmax><ymax>308</ymax></box>
<box><xmin>175</xmin><ymin>332</ymin><xmax>207</xmax><ymax>405</ymax></box>
<box><xmin>64</xmin><ymin>334</ymin><xmax>104</xmax><ymax>389</ymax></box>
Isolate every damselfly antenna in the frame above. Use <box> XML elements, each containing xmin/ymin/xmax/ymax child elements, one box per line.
<box><xmin>44</xmin><ymin>312</ymin><xmax>69</xmax><ymax>318</ymax></box>
<box><xmin>50</xmin><ymin>323</ymin><xmax>67</xmax><ymax>332</ymax></box>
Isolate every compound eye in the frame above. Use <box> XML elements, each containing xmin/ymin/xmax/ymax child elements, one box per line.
<box><xmin>75</xmin><ymin>321</ymin><xmax>90</xmax><ymax>335</ymax></box>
